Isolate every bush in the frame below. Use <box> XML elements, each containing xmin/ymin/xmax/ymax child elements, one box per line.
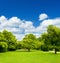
<box><xmin>16</xmin><ymin>42</ymin><xmax>22</xmax><ymax>49</ymax></box>
<box><xmin>41</xmin><ymin>45</ymin><xmax>49</xmax><ymax>51</ymax></box>
<box><xmin>0</xmin><ymin>42</ymin><xmax>8</xmax><ymax>52</ymax></box>
<box><xmin>8</xmin><ymin>43</ymin><xmax>17</xmax><ymax>51</ymax></box>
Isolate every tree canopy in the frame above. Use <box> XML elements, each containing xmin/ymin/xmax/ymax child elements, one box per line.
<box><xmin>21</xmin><ymin>34</ymin><xmax>36</xmax><ymax>51</ymax></box>
<box><xmin>41</xmin><ymin>25</ymin><xmax>60</xmax><ymax>54</ymax></box>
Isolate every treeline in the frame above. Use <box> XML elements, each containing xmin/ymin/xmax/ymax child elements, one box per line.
<box><xmin>0</xmin><ymin>25</ymin><xmax>60</xmax><ymax>54</ymax></box>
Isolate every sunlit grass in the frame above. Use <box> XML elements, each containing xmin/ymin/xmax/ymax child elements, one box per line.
<box><xmin>0</xmin><ymin>50</ymin><xmax>60</xmax><ymax>63</ymax></box>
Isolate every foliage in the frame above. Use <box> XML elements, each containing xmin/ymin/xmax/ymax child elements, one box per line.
<box><xmin>2</xmin><ymin>30</ymin><xmax>17</xmax><ymax>51</ymax></box>
<box><xmin>0</xmin><ymin>32</ymin><xmax>6</xmax><ymax>42</ymax></box>
<box><xmin>0</xmin><ymin>25</ymin><xmax>60</xmax><ymax>54</ymax></box>
<box><xmin>23</xmin><ymin>34</ymin><xmax>36</xmax><ymax>40</ymax></box>
<box><xmin>41</xmin><ymin>25</ymin><xmax>60</xmax><ymax>54</ymax></box>
<box><xmin>16</xmin><ymin>41</ymin><xmax>22</xmax><ymax>49</ymax></box>
<box><xmin>21</xmin><ymin>34</ymin><xmax>36</xmax><ymax>51</ymax></box>
<box><xmin>41</xmin><ymin>45</ymin><xmax>49</xmax><ymax>51</ymax></box>
<box><xmin>21</xmin><ymin>39</ymin><xmax>34</xmax><ymax>51</ymax></box>
<box><xmin>8</xmin><ymin>42</ymin><xmax>17</xmax><ymax>51</ymax></box>
<box><xmin>0</xmin><ymin>42</ymin><xmax>8</xmax><ymax>52</ymax></box>
<box><xmin>34</xmin><ymin>39</ymin><xmax>43</xmax><ymax>50</ymax></box>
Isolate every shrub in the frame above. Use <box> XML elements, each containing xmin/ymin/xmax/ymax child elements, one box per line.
<box><xmin>41</xmin><ymin>45</ymin><xmax>49</xmax><ymax>51</ymax></box>
<box><xmin>0</xmin><ymin>42</ymin><xmax>8</xmax><ymax>52</ymax></box>
<box><xmin>16</xmin><ymin>42</ymin><xmax>22</xmax><ymax>49</ymax></box>
<box><xmin>8</xmin><ymin>43</ymin><xmax>17</xmax><ymax>51</ymax></box>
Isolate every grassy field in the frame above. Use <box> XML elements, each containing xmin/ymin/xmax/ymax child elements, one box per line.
<box><xmin>0</xmin><ymin>50</ymin><xmax>60</xmax><ymax>63</ymax></box>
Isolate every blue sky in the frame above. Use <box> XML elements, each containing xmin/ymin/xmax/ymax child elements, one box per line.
<box><xmin>0</xmin><ymin>0</ymin><xmax>60</xmax><ymax>26</ymax></box>
<box><xmin>0</xmin><ymin>0</ymin><xmax>60</xmax><ymax>40</ymax></box>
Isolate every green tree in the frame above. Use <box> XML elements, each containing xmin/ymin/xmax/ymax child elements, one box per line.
<box><xmin>2</xmin><ymin>30</ymin><xmax>17</xmax><ymax>51</ymax></box>
<box><xmin>0</xmin><ymin>42</ymin><xmax>8</xmax><ymax>52</ymax></box>
<box><xmin>34</xmin><ymin>39</ymin><xmax>43</xmax><ymax>50</ymax></box>
<box><xmin>0</xmin><ymin>32</ymin><xmax>6</xmax><ymax>42</ymax></box>
<box><xmin>17</xmin><ymin>41</ymin><xmax>22</xmax><ymax>49</ymax></box>
<box><xmin>23</xmin><ymin>34</ymin><xmax>36</xmax><ymax>40</ymax></box>
<box><xmin>21</xmin><ymin>34</ymin><xmax>36</xmax><ymax>52</ymax></box>
<box><xmin>41</xmin><ymin>25</ymin><xmax>60</xmax><ymax>54</ymax></box>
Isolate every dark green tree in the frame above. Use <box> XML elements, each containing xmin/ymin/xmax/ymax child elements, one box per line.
<box><xmin>41</xmin><ymin>25</ymin><xmax>60</xmax><ymax>54</ymax></box>
<box><xmin>0</xmin><ymin>42</ymin><xmax>8</xmax><ymax>52</ymax></box>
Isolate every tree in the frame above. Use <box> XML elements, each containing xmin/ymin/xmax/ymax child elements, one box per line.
<box><xmin>16</xmin><ymin>41</ymin><xmax>22</xmax><ymax>49</ymax></box>
<box><xmin>0</xmin><ymin>42</ymin><xmax>8</xmax><ymax>52</ymax></box>
<box><xmin>23</xmin><ymin>34</ymin><xmax>36</xmax><ymax>40</ymax></box>
<box><xmin>41</xmin><ymin>33</ymin><xmax>49</xmax><ymax>51</ymax></box>
<box><xmin>21</xmin><ymin>34</ymin><xmax>36</xmax><ymax>52</ymax></box>
<box><xmin>8</xmin><ymin>43</ymin><xmax>17</xmax><ymax>51</ymax></box>
<box><xmin>33</xmin><ymin>38</ymin><xmax>43</xmax><ymax>50</ymax></box>
<box><xmin>2</xmin><ymin>30</ymin><xmax>17</xmax><ymax>51</ymax></box>
<box><xmin>41</xmin><ymin>25</ymin><xmax>60</xmax><ymax>54</ymax></box>
<box><xmin>0</xmin><ymin>32</ymin><xmax>6</xmax><ymax>42</ymax></box>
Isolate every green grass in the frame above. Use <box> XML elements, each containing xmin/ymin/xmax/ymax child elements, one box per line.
<box><xmin>0</xmin><ymin>50</ymin><xmax>60</xmax><ymax>63</ymax></box>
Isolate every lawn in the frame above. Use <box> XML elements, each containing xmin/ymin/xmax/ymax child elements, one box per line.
<box><xmin>0</xmin><ymin>50</ymin><xmax>60</xmax><ymax>63</ymax></box>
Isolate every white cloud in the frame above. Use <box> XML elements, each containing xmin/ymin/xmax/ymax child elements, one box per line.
<box><xmin>40</xmin><ymin>18</ymin><xmax>60</xmax><ymax>28</ymax></box>
<box><xmin>36</xmin><ymin>17</ymin><xmax>60</xmax><ymax>36</ymax></box>
<box><xmin>39</xmin><ymin>13</ymin><xmax>48</xmax><ymax>21</ymax></box>
<box><xmin>0</xmin><ymin>16</ymin><xmax>7</xmax><ymax>23</ymax></box>
<box><xmin>0</xmin><ymin>14</ymin><xmax>60</xmax><ymax>40</ymax></box>
<box><xmin>0</xmin><ymin>16</ymin><xmax>36</xmax><ymax>40</ymax></box>
<box><xmin>14</xmin><ymin>34</ymin><xmax>25</xmax><ymax>40</ymax></box>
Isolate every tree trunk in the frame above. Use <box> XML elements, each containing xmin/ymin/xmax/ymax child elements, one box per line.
<box><xmin>55</xmin><ymin>48</ymin><xmax>57</xmax><ymax>54</ymax></box>
<box><xmin>28</xmin><ymin>48</ymin><xmax>30</xmax><ymax>52</ymax></box>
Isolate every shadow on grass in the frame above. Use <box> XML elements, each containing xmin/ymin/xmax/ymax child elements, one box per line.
<box><xmin>42</xmin><ymin>51</ymin><xmax>60</xmax><ymax>55</ymax></box>
<box><xmin>16</xmin><ymin>49</ymin><xmax>37</xmax><ymax>52</ymax></box>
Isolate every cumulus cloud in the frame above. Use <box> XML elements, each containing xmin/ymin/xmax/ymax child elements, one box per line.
<box><xmin>0</xmin><ymin>16</ymin><xmax>36</xmax><ymax>40</ymax></box>
<box><xmin>0</xmin><ymin>14</ymin><xmax>60</xmax><ymax>40</ymax></box>
<box><xmin>40</xmin><ymin>18</ymin><xmax>60</xmax><ymax>28</ymax></box>
<box><xmin>39</xmin><ymin>13</ymin><xmax>48</xmax><ymax>21</ymax></box>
